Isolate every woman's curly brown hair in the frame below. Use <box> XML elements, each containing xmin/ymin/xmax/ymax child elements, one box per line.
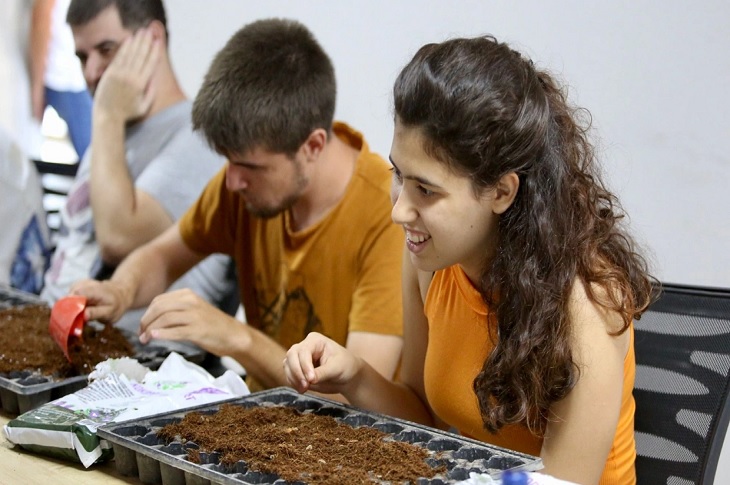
<box><xmin>394</xmin><ymin>36</ymin><xmax>656</xmax><ymax>434</ymax></box>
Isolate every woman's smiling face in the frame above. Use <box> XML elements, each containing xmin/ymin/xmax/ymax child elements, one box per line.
<box><xmin>389</xmin><ymin>123</ymin><xmax>506</xmax><ymax>283</ymax></box>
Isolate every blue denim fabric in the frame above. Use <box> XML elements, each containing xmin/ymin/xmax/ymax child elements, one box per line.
<box><xmin>45</xmin><ymin>87</ymin><xmax>92</xmax><ymax>161</ymax></box>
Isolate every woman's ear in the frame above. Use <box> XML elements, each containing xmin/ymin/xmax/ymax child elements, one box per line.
<box><xmin>492</xmin><ymin>172</ymin><xmax>519</xmax><ymax>214</ymax></box>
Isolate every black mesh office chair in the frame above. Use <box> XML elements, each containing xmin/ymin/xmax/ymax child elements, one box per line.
<box><xmin>634</xmin><ymin>283</ymin><xmax>730</xmax><ymax>484</ymax></box>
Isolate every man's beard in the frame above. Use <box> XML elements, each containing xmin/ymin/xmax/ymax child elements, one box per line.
<box><xmin>246</xmin><ymin>165</ymin><xmax>308</xmax><ymax>219</ymax></box>
<box><xmin>246</xmin><ymin>192</ymin><xmax>299</xmax><ymax>219</ymax></box>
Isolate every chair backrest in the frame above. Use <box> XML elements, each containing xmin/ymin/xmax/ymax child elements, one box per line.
<box><xmin>634</xmin><ymin>283</ymin><xmax>730</xmax><ymax>485</ymax></box>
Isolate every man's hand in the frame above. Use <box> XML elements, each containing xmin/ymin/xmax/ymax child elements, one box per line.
<box><xmin>138</xmin><ymin>289</ymin><xmax>243</xmax><ymax>356</ymax></box>
<box><xmin>70</xmin><ymin>279</ymin><xmax>134</xmax><ymax>324</ymax></box>
<box><xmin>93</xmin><ymin>28</ymin><xmax>160</xmax><ymax>123</ymax></box>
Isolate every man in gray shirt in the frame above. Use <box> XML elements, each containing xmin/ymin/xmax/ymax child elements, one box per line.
<box><xmin>42</xmin><ymin>0</ymin><xmax>235</xmax><ymax>334</ymax></box>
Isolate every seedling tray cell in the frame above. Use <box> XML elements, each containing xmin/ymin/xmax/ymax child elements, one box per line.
<box><xmin>97</xmin><ymin>387</ymin><xmax>542</xmax><ymax>484</ymax></box>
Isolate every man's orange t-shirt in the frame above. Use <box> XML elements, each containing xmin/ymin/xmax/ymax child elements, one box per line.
<box><xmin>178</xmin><ymin>122</ymin><xmax>403</xmax><ymax>354</ymax></box>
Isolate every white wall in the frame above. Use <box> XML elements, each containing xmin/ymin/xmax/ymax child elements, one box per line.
<box><xmin>165</xmin><ymin>2</ymin><xmax>729</xmax><ymax>479</ymax></box>
<box><xmin>167</xmin><ymin>0</ymin><xmax>730</xmax><ymax>290</ymax></box>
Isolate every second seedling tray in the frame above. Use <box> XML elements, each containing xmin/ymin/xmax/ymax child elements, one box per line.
<box><xmin>98</xmin><ymin>387</ymin><xmax>543</xmax><ymax>484</ymax></box>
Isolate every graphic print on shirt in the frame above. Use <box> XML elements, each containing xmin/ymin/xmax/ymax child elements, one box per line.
<box><xmin>255</xmin><ymin>269</ymin><xmax>323</xmax><ymax>349</ymax></box>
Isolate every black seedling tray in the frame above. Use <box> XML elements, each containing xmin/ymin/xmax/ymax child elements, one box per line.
<box><xmin>0</xmin><ymin>285</ymin><xmax>205</xmax><ymax>415</ymax></box>
<box><xmin>97</xmin><ymin>387</ymin><xmax>543</xmax><ymax>484</ymax></box>
<box><xmin>0</xmin><ymin>284</ymin><xmax>43</xmax><ymax>310</ymax></box>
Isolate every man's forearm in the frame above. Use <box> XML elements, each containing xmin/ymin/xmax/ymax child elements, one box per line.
<box><xmin>29</xmin><ymin>0</ymin><xmax>53</xmax><ymax>119</ymax></box>
<box><xmin>227</xmin><ymin>325</ymin><xmax>291</xmax><ymax>390</ymax></box>
<box><xmin>110</xmin><ymin>243</ymin><xmax>174</xmax><ymax>310</ymax></box>
<box><xmin>89</xmin><ymin>113</ymin><xmax>137</xmax><ymax>252</ymax></box>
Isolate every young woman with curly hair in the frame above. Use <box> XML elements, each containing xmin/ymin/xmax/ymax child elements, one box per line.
<box><xmin>284</xmin><ymin>35</ymin><xmax>655</xmax><ymax>485</ymax></box>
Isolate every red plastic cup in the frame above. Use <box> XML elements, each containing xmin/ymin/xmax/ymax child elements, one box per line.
<box><xmin>49</xmin><ymin>295</ymin><xmax>87</xmax><ymax>361</ymax></box>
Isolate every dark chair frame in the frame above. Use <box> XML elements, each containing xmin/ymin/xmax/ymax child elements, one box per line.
<box><xmin>634</xmin><ymin>282</ymin><xmax>730</xmax><ymax>485</ymax></box>
<box><xmin>33</xmin><ymin>159</ymin><xmax>78</xmax><ymax>178</ymax></box>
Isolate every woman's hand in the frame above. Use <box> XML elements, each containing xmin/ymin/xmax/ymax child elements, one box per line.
<box><xmin>284</xmin><ymin>332</ymin><xmax>364</xmax><ymax>395</ymax></box>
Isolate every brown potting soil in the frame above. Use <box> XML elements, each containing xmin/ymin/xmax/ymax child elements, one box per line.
<box><xmin>158</xmin><ymin>404</ymin><xmax>446</xmax><ymax>484</ymax></box>
<box><xmin>0</xmin><ymin>304</ymin><xmax>134</xmax><ymax>377</ymax></box>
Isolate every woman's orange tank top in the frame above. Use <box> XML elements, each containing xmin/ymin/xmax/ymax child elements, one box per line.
<box><xmin>423</xmin><ymin>265</ymin><xmax>636</xmax><ymax>485</ymax></box>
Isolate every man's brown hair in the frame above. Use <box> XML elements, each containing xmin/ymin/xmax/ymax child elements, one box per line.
<box><xmin>67</xmin><ymin>0</ymin><xmax>168</xmax><ymax>38</ymax></box>
<box><xmin>192</xmin><ymin>18</ymin><xmax>336</xmax><ymax>157</ymax></box>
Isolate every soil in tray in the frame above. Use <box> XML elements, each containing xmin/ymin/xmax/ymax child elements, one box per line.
<box><xmin>158</xmin><ymin>404</ymin><xmax>446</xmax><ymax>484</ymax></box>
<box><xmin>0</xmin><ymin>304</ymin><xmax>133</xmax><ymax>378</ymax></box>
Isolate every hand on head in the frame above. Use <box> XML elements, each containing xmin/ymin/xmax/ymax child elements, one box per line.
<box><xmin>93</xmin><ymin>27</ymin><xmax>160</xmax><ymax>122</ymax></box>
<box><xmin>283</xmin><ymin>332</ymin><xmax>363</xmax><ymax>395</ymax></box>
